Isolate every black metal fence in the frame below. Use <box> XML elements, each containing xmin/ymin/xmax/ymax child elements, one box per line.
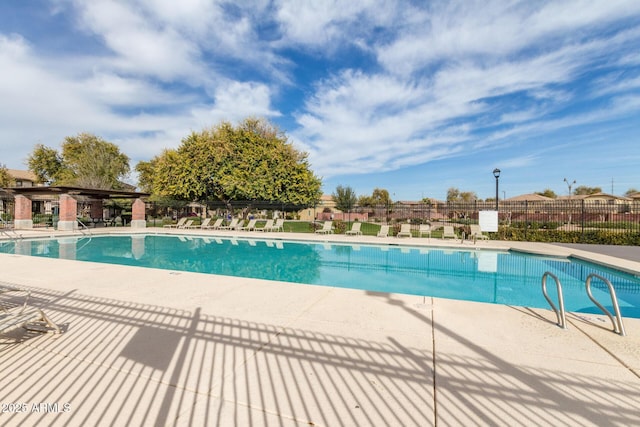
<box><xmin>341</xmin><ymin>200</ymin><xmax>640</xmax><ymax>243</ymax></box>
<box><xmin>351</xmin><ymin>200</ymin><xmax>640</xmax><ymax>229</ymax></box>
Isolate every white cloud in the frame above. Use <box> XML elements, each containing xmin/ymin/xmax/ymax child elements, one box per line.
<box><xmin>191</xmin><ymin>81</ymin><xmax>281</xmax><ymax>128</ymax></box>
<box><xmin>291</xmin><ymin>1</ymin><xmax>640</xmax><ymax>178</ymax></box>
<box><xmin>69</xmin><ymin>0</ymin><xmax>206</xmax><ymax>82</ymax></box>
<box><xmin>376</xmin><ymin>0</ymin><xmax>640</xmax><ymax>76</ymax></box>
<box><xmin>274</xmin><ymin>0</ymin><xmax>399</xmax><ymax>49</ymax></box>
<box><xmin>1</xmin><ymin>0</ymin><xmax>639</xmax><ymax>196</ymax></box>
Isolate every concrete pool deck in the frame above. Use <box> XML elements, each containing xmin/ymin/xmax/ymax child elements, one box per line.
<box><xmin>1</xmin><ymin>228</ymin><xmax>640</xmax><ymax>426</ymax></box>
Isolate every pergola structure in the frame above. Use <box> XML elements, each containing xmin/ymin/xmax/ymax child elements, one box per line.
<box><xmin>6</xmin><ymin>186</ymin><xmax>149</xmax><ymax>230</ymax></box>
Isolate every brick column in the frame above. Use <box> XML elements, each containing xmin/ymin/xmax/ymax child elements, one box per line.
<box><xmin>14</xmin><ymin>195</ymin><xmax>33</xmax><ymax>229</ymax></box>
<box><xmin>57</xmin><ymin>194</ymin><xmax>78</xmax><ymax>231</ymax></box>
<box><xmin>130</xmin><ymin>198</ymin><xmax>147</xmax><ymax>229</ymax></box>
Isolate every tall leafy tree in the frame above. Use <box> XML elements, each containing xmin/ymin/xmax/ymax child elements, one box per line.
<box><xmin>371</xmin><ymin>188</ymin><xmax>391</xmax><ymax>206</ymax></box>
<box><xmin>27</xmin><ymin>144</ymin><xmax>63</xmax><ymax>184</ymax></box>
<box><xmin>0</xmin><ymin>164</ymin><xmax>13</xmax><ymax>187</ymax></box>
<box><xmin>447</xmin><ymin>187</ymin><xmax>477</xmax><ymax>202</ymax></box>
<box><xmin>142</xmin><ymin>118</ymin><xmax>322</xmax><ymax>209</ymax></box>
<box><xmin>574</xmin><ymin>185</ymin><xmax>602</xmax><ymax>195</ymax></box>
<box><xmin>27</xmin><ymin>133</ymin><xmax>130</xmax><ymax>189</ymax></box>
<box><xmin>60</xmin><ymin>133</ymin><xmax>130</xmax><ymax>189</ymax></box>
<box><xmin>535</xmin><ymin>188</ymin><xmax>557</xmax><ymax>198</ymax></box>
<box><xmin>359</xmin><ymin>188</ymin><xmax>392</xmax><ymax>207</ymax></box>
<box><xmin>332</xmin><ymin>185</ymin><xmax>357</xmax><ymax>212</ymax></box>
<box><xmin>134</xmin><ymin>158</ymin><xmax>157</xmax><ymax>194</ymax></box>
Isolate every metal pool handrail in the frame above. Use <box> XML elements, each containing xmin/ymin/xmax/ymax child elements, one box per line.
<box><xmin>542</xmin><ymin>271</ymin><xmax>567</xmax><ymax>329</ymax></box>
<box><xmin>585</xmin><ymin>273</ymin><xmax>626</xmax><ymax>336</ymax></box>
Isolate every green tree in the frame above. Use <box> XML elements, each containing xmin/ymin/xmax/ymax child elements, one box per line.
<box><xmin>332</xmin><ymin>185</ymin><xmax>357</xmax><ymax>212</ymax></box>
<box><xmin>61</xmin><ymin>133</ymin><xmax>130</xmax><ymax>189</ymax></box>
<box><xmin>625</xmin><ymin>188</ymin><xmax>639</xmax><ymax>196</ymax></box>
<box><xmin>358</xmin><ymin>188</ymin><xmax>391</xmax><ymax>207</ymax></box>
<box><xmin>447</xmin><ymin>187</ymin><xmax>477</xmax><ymax>202</ymax></box>
<box><xmin>460</xmin><ymin>191</ymin><xmax>477</xmax><ymax>202</ymax></box>
<box><xmin>371</xmin><ymin>188</ymin><xmax>391</xmax><ymax>206</ymax></box>
<box><xmin>27</xmin><ymin>144</ymin><xmax>63</xmax><ymax>184</ymax></box>
<box><xmin>134</xmin><ymin>158</ymin><xmax>158</xmax><ymax>193</ymax></box>
<box><xmin>142</xmin><ymin>118</ymin><xmax>322</xmax><ymax>209</ymax></box>
<box><xmin>0</xmin><ymin>164</ymin><xmax>13</xmax><ymax>187</ymax></box>
<box><xmin>446</xmin><ymin>187</ymin><xmax>460</xmax><ymax>202</ymax></box>
<box><xmin>574</xmin><ymin>185</ymin><xmax>602</xmax><ymax>195</ymax></box>
<box><xmin>535</xmin><ymin>188</ymin><xmax>557</xmax><ymax>198</ymax></box>
<box><xmin>358</xmin><ymin>195</ymin><xmax>373</xmax><ymax>206</ymax></box>
<box><xmin>27</xmin><ymin>133</ymin><xmax>130</xmax><ymax>189</ymax></box>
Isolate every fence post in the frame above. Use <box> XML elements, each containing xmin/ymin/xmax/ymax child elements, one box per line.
<box><xmin>581</xmin><ymin>199</ymin><xmax>585</xmax><ymax>239</ymax></box>
<box><xmin>525</xmin><ymin>200</ymin><xmax>528</xmax><ymax>240</ymax></box>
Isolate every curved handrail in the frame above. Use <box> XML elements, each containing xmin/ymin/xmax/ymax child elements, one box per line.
<box><xmin>541</xmin><ymin>272</ymin><xmax>567</xmax><ymax>329</ymax></box>
<box><xmin>76</xmin><ymin>217</ymin><xmax>92</xmax><ymax>236</ymax></box>
<box><xmin>0</xmin><ymin>217</ymin><xmax>22</xmax><ymax>240</ymax></box>
<box><xmin>585</xmin><ymin>273</ymin><xmax>626</xmax><ymax>336</ymax></box>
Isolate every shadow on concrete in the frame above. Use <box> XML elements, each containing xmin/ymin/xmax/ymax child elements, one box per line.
<box><xmin>366</xmin><ymin>291</ymin><xmax>640</xmax><ymax>426</ymax></box>
<box><xmin>0</xmin><ymin>285</ymin><xmax>433</xmax><ymax>426</ymax></box>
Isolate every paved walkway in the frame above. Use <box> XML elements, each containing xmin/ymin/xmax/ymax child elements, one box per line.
<box><xmin>1</xmin><ymin>230</ymin><xmax>639</xmax><ymax>426</ymax></box>
<box><xmin>553</xmin><ymin>243</ymin><xmax>640</xmax><ymax>262</ymax></box>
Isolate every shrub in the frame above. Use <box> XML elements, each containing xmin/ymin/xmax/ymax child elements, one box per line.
<box><xmin>332</xmin><ymin>220</ymin><xmax>347</xmax><ymax>234</ymax></box>
<box><xmin>497</xmin><ymin>226</ymin><xmax>640</xmax><ymax>245</ymax></box>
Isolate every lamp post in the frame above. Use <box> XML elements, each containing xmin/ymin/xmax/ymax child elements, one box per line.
<box><xmin>493</xmin><ymin>168</ymin><xmax>501</xmax><ymax>211</ymax></box>
<box><xmin>564</xmin><ymin>177</ymin><xmax>576</xmax><ymax>197</ymax></box>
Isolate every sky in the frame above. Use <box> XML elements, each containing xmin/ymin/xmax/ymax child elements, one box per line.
<box><xmin>1</xmin><ymin>1</ymin><xmax>639</xmax><ymax>201</ymax></box>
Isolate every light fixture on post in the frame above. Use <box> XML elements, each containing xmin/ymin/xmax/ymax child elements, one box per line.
<box><xmin>493</xmin><ymin>168</ymin><xmax>501</xmax><ymax>211</ymax></box>
<box><xmin>564</xmin><ymin>177</ymin><xmax>576</xmax><ymax>198</ymax></box>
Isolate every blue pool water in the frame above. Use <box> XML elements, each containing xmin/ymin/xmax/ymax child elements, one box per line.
<box><xmin>2</xmin><ymin>234</ymin><xmax>640</xmax><ymax>318</ymax></box>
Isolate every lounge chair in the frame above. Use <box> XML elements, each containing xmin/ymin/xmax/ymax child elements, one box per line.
<box><xmin>442</xmin><ymin>225</ymin><xmax>457</xmax><ymax>239</ymax></box>
<box><xmin>419</xmin><ymin>224</ymin><xmax>431</xmax><ymax>238</ymax></box>
<box><xmin>237</xmin><ymin>219</ymin><xmax>257</xmax><ymax>231</ymax></box>
<box><xmin>255</xmin><ymin>219</ymin><xmax>274</xmax><ymax>232</ymax></box>
<box><xmin>164</xmin><ymin>217</ymin><xmax>187</xmax><ymax>228</ymax></box>
<box><xmin>469</xmin><ymin>224</ymin><xmax>490</xmax><ymax>242</ymax></box>
<box><xmin>315</xmin><ymin>221</ymin><xmax>333</xmax><ymax>234</ymax></box>
<box><xmin>181</xmin><ymin>220</ymin><xmax>194</xmax><ymax>229</ymax></box>
<box><xmin>197</xmin><ymin>218</ymin><xmax>212</xmax><ymax>229</ymax></box>
<box><xmin>345</xmin><ymin>222</ymin><xmax>362</xmax><ymax>235</ymax></box>
<box><xmin>396</xmin><ymin>224</ymin><xmax>412</xmax><ymax>238</ymax></box>
<box><xmin>270</xmin><ymin>218</ymin><xmax>285</xmax><ymax>232</ymax></box>
<box><xmin>185</xmin><ymin>219</ymin><xmax>203</xmax><ymax>229</ymax></box>
<box><xmin>219</xmin><ymin>218</ymin><xmax>239</xmax><ymax>230</ymax></box>
<box><xmin>207</xmin><ymin>218</ymin><xmax>224</xmax><ymax>229</ymax></box>
<box><xmin>1</xmin><ymin>284</ymin><xmax>60</xmax><ymax>335</ymax></box>
<box><xmin>377</xmin><ymin>225</ymin><xmax>389</xmax><ymax>237</ymax></box>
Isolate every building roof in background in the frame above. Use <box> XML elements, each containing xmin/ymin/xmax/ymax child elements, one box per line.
<box><xmin>556</xmin><ymin>192</ymin><xmax>632</xmax><ymax>201</ymax></box>
<box><xmin>505</xmin><ymin>193</ymin><xmax>553</xmax><ymax>201</ymax></box>
<box><xmin>7</xmin><ymin>169</ymin><xmax>38</xmax><ymax>183</ymax></box>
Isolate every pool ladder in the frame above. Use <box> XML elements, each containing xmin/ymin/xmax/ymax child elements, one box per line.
<box><xmin>76</xmin><ymin>217</ymin><xmax>92</xmax><ymax>236</ymax></box>
<box><xmin>541</xmin><ymin>271</ymin><xmax>626</xmax><ymax>336</ymax></box>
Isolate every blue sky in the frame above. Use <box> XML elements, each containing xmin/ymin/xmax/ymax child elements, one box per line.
<box><xmin>1</xmin><ymin>1</ymin><xmax>639</xmax><ymax>201</ymax></box>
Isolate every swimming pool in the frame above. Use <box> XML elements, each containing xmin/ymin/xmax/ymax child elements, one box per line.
<box><xmin>2</xmin><ymin>234</ymin><xmax>640</xmax><ymax>318</ymax></box>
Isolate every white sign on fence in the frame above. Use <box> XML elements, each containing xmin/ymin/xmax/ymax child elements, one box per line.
<box><xmin>479</xmin><ymin>210</ymin><xmax>499</xmax><ymax>232</ymax></box>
